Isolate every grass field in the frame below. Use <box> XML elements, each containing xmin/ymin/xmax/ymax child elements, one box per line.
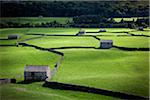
<box><xmin>52</xmin><ymin>49</ymin><xmax>149</xmax><ymax>97</ymax></box>
<box><xmin>98</xmin><ymin>36</ymin><xmax>149</xmax><ymax>48</ymax></box>
<box><xmin>114</xmin><ymin>17</ymin><xmax>138</xmax><ymax>22</ymax></box>
<box><xmin>0</xmin><ymin>28</ymin><xmax>79</xmax><ymax>37</ymax></box>
<box><xmin>26</xmin><ymin>36</ymin><xmax>99</xmax><ymax>48</ymax></box>
<box><xmin>0</xmin><ymin>17</ymin><xmax>72</xmax><ymax>24</ymax></box>
<box><xmin>0</xmin><ymin>27</ymin><xmax>149</xmax><ymax>99</ymax></box>
<box><xmin>1</xmin><ymin>17</ymin><xmax>148</xmax><ymax>24</ymax></box>
<box><xmin>113</xmin><ymin>17</ymin><xmax>148</xmax><ymax>22</ymax></box>
<box><xmin>0</xmin><ymin>47</ymin><xmax>60</xmax><ymax>80</ymax></box>
<box><xmin>1</xmin><ymin>83</ymin><xmax>116</xmax><ymax>100</ymax></box>
<box><xmin>130</xmin><ymin>30</ymin><xmax>150</xmax><ymax>36</ymax></box>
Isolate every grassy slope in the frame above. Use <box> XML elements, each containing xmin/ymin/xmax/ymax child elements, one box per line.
<box><xmin>0</xmin><ymin>35</ymin><xmax>39</xmax><ymax>45</ymax></box>
<box><xmin>0</xmin><ymin>17</ymin><xmax>72</xmax><ymax>24</ymax></box>
<box><xmin>1</xmin><ymin>83</ymin><xmax>116</xmax><ymax>100</ymax></box>
<box><xmin>1</xmin><ymin>27</ymin><xmax>149</xmax><ymax>37</ymax></box>
<box><xmin>0</xmin><ymin>28</ymin><xmax>79</xmax><ymax>37</ymax></box>
<box><xmin>114</xmin><ymin>17</ymin><xmax>149</xmax><ymax>23</ymax></box>
<box><xmin>0</xmin><ymin>28</ymin><xmax>149</xmax><ymax>99</ymax></box>
<box><xmin>84</xmin><ymin>28</ymin><xmax>134</xmax><ymax>32</ymax></box>
<box><xmin>98</xmin><ymin>36</ymin><xmax>149</xmax><ymax>48</ymax></box>
<box><xmin>0</xmin><ymin>47</ymin><xmax>60</xmax><ymax>80</ymax></box>
<box><xmin>52</xmin><ymin>49</ymin><xmax>149</xmax><ymax>97</ymax></box>
<box><xmin>1</xmin><ymin>17</ymin><xmax>148</xmax><ymax>24</ymax></box>
<box><xmin>130</xmin><ymin>30</ymin><xmax>150</xmax><ymax>36</ymax></box>
<box><xmin>26</xmin><ymin>36</ymin><xmax>99</xmax><ymax>48</ymax></box>
<box><xmin>114</xmin><ymin>17</ymin><xmax>138</xmax><ymax>22</ymax></box>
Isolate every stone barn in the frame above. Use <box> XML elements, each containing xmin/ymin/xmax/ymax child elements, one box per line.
<box><xmin>8</xmin><ymin>34</ymin><xmax>20</xmax><ymax>39</ymax></box>
<box><xmin>100</xmin><ymin>40</ymin><xmax>113</xmax><ymax>49</ymax></box>
<box><xmin>0</xmin><ymin>78</ymin><xmax>16</xmax><ymax>84</ymax></box>
<box><xmin>99</xmin><ymin>29</ymin><xmax>106</xmax><ymax>32</ymax></box>
<box><xmin>76</xmin><ymin>29</ymin><xmax>86</xmax><ymax>36</ymax></box>
<box><xmin>138</xmin><ymin>27</ymin><xmax>144</xmax><ymax>31</ymax></box>
<box><xmin>24</xmin><ymin>65</ymin><xmax>51</xmax><ymax>81</ymax></box>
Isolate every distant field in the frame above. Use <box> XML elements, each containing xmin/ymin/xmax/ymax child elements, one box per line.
<box><xmin>1</xmin><ymin>17</ymin><xmax>147</xmax><ymax>24</ymax></box>
<box><xmin>0</xmin><ymin>17</ymin><xmax>72</xmax><ymax>24</ymax></box>
<box><xmin>114</xmin><ymin>17</ymin><xmax>138</xmax><ymax>22</ymax></box>
<box><xmin>98</xmin><ymin>36</ymin><xmax>149</xmax><ymax>48</ymax></box>
<box><xmin>0</xmin><ymin>28</ymin><xmax>79</xmax><ymax>37</ymax></box>
<box><xmin>26</xmin><ymin>36</ymin><xmax>99</xmax><ymax>48</ymax></box>
<box><xmin>130</xmin><ymin>30</ymin><xmax>150</xmax><ymax>36</ymax></box>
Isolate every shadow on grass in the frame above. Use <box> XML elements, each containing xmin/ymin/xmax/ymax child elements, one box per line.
<box><xmin>43</xmin><ymin>81</ymin><xmax>148</xmax><ymax>100</ymax></box>
<box><xmin>113</xmin><ymin>45</ymin><xmax>150</xmax><ymax>51</ymax></box>
<box><xmin>17</xmin><ymin>80</ymin><xmax>45</xmax><ymax>84</ymax></box>
<box><xmin>0</xmin><ymin>44</ymin><xmax>16</xmax><ymax>46</ymax></box>
<box><xmin>0</xmin><ymin>38</ymin><xmax>9</xmax><ymax>40</ymax></box>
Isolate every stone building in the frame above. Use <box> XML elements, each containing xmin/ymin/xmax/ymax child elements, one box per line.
<box><xmin>24</xmin><ymin>65</ymin><xmax>51</xmax><ymax>81</ymax></box>
<box><xmin>8</xmin><ymin>34</ymin><xmax>20</xmax><ymax>39</ymax></box>
<box><xmin>100</xmin><ymin>40</ymin><xmax>113</xmax><ymax>49</ymax></box>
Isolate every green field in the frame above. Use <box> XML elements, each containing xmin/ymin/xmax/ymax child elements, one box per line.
<box><xmin>1</xmin><ymin>83</ymin><xmax>115</xmax><ymax>100</ymax></box>
<box><xmin>53</xmin><ymin>49</ymin><xmax>149</xmax><ymax>97</ymax></box>
<box><xmin>98</xmin><ymin>36</ymin><xmax>149</xmax><ymax>48</ymax></box>
<box><xmin>26</xmin><ymin>36</ymin><xmax>98</xmax><ymax>48</ymax></box>
<box><xmin>0</xmin><ymin>27</ymin><xmax>149</xmax><ymax>100</ymax></box>
<box><xmin>0</xmin><ymin>17</ymin><xmax>72</xmax><ymax>24</ymax></box>
<box><xmin>114</xmin><ymin>17</ymin><xmax>138</xmax><ymax>22</ymax></box>
<box><xmin>0</xmin><ymin>47</ymin><xmax>60</xmax><ymax>79</ymax></box>
<box><xmin>0</xmin><ymin>17</ymin><xmax>148</xmax><ymax>24</ymax></box>
<box><xmin>113</xmin><ymin>17</ymin><xmax>148</xmax><ymax>22</ymax></box>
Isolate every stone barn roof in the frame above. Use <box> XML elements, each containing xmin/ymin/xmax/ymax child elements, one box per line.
<box><xmin>8</xmin><ymin>34</ymin><xmax>20</xmax><ymax>39</ymax></box>
<box><xmin>99</xmin><ymin>29</ymin><xmax>106</xmax><ymax>32</ymax></box>
<box><xmin>101</xmin><ymin>40</ymin><xmax>113</xmax><ymax>43</ymax></box>
<box><xmin>25</xmin><ymin>65</ymin><xmax>50</xmax><ymax>72</ymax></box>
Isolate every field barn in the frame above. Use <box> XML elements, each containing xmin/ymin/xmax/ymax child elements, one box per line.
<box><xmin>24</xmin><ymin>65</ymin><xmax>51</xmax><ymax>81</ymax></box>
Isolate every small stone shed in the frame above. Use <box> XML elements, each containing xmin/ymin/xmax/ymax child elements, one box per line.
<box><xmin>8</xmin><ymin>34</ymin><xmax>20</xmax><ymax>39</ymax></box>
<box><xmin>138</xmin><ymin>27</ymin><xmax>144</xmax><ymax>31</ymax></box>
<box><xmin>100</xmin><ymin>40</ymin><xmax>113</xmax><ymax>49</ymax></box>
<box><xmin>24</xmin><ymin>65</ymin><xmax>51</xmax><ymax>81</ymax></box>
<box><xmin>76</xmin><ymin>29</ymin><xmax>86</xmax><ymax>36</ymax></box>
<box><xmin>0</xmin><ymin>78</ymin><xmax>16</xmax><ymax>84</ymax></box>
<box><xmin>99</xmin><ymin>29</ymin><xmax>106</xmax><ymax>32</ymax></box>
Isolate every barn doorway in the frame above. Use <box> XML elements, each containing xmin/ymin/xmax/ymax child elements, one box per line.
<box><xmin>31</xmin><ymin>72</ymin><xmax>35</xmax><ymax>80</ymax></box>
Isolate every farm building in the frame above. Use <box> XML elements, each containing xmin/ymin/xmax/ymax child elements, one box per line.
<box><xmin>8</xmin><ymin>34</ymin><xmax>20</xmax><ymax>39</ymax></box>
<box><xmin>24</xmin><ymin>65</ymin><xmax>51</xmax><ymax>81</ymax></box>
<box><xmin>138</xmin><ymin>27</ymin><xmax>144</xmax><ymax>31</ymax></box>
<box><xmin>76</xmin><ymin>29</ymin><xmax>86</xmax><ymax>36</ymax></box>
<box><xmin>0</xmin><ymin>78</ymin><xmax>16</xmax><ymax>84</ymax></box>
<box><xmin>99</xmin><ymin>29</ymin><xmax>106</xmax><ymax>32</ymax></box>
<box><xmin>100</xmin><ymin>40</ymin><xmax>113</xmax><ymax>49</ymax></box>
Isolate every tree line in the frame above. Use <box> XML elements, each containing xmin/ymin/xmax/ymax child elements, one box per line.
<box><xmin>1</xmin><ymin>1</ymin><xmax>149</xmax><ymax>17</ymax></box>
<box><xmin>0</xmin><ymin>16</ymin><xmax>148</xmax><ymax>28</ymax></box>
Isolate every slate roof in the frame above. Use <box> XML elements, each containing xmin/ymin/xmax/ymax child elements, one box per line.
<box><xmin>25</xmin><ymin>65</ymin><xmax>50</xmax><ymax>72</ymax></box>
<box><xmin>8</xmin><ymin>34</ymin><xmax>20</xmax><ymax>37</ymax></box>
<box><xmin>101</xmin><ymin>40</ymin><xmax>113</xmax><ymax>43</ymax></box>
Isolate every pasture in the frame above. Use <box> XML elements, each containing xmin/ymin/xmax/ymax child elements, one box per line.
<box><xmin>0</xmin><ymin>27</ymin><xmax>149</xmax><ymax>100</ymax></box>
<box><xmin>113</xmin><ymin>17</ymin><xmax>148</xmax><ymax>22</ymax></box>
<box><xmin>0</xmin><ymin>17</ymin><xmax>72</xmax><ymax>24</ymax></box>
<box><xmin>52</xmin><ymin>49</ymin><xmax>149</xmax><ymax>97</ymax></box>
